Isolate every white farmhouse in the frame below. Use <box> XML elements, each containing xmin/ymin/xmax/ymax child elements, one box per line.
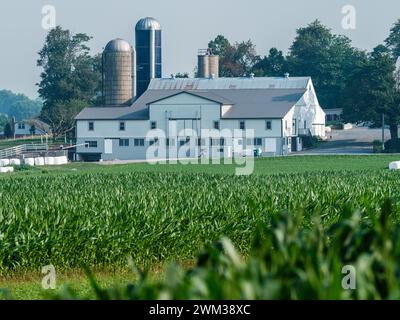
<box><xmin>75</xmin><ymin>77</ymin><xmax>325</xmax><ymax>161</ymax></box>
<box><xmin>14</xmin><ymin>119</ymin><xmax>50</xmax><ymax>137</ymax></box>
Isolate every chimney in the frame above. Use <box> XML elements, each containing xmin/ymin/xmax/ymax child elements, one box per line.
<box><xmin>284</xmin><ymin>73</ymin><xmax>290</xmax><ymax>79</ymax></box>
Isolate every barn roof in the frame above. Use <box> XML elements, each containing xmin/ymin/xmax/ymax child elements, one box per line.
<box><xmin>75</xmin><ymin>77</ymin><xmax>310</xmax><ymax>120</ymax></box>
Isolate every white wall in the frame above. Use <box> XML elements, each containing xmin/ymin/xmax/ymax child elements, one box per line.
<box><xmin>292</xmin><ymin>79</ymin><xmax>326</xmax><ymax>137</ymax></box>
<box><xmin>14</xmin><ymin>123</ymin><xmax>46</xmax><ymax>136</ymax></box>
<box><xmin>76</xmin><ymin>120</ymin><xmax>149</xmax><ymax>138</ymax></box>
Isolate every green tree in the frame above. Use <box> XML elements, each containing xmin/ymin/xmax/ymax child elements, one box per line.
<box><xmin>385</xmin><ymin>19</ymin><xmax>400</xmax><ymax>59</ymax></box>
<box><xmin>208</xmin><ymin>36</ymin><xmax>259</xmax><ymax>77</ymax></box>
<box><xmin>0</xmin><ymin>113</ymin><xmax>8</xmax><ymax>132</ymax></box>
<box><xmin>0</xmin><ymin>90</ymin><xmax>42</xmax><ymax>121</ymax></box>
<box><xmin>288</xmin><ymin>20</ymin><xmax>361</xmax><ymax>109</ymax></box>
<box><xmin>252</xmin><ymin>48</ymin><xmax>289</xmax><ymax>77</ymax></box>
<box><xmin>343</xmin><ymin>46</ymin><xmax>399</xmax><ymax>139</ymax></box>
<box><xmin>37</xmin><ymin>26</ymin><xmax>101</xmax><ymax>138</ymax></box>
<box><xmin>4</xmin><ymin>122</ymin><xmax>13</xmax><ymax>138</ymax></box>
<box><xmin>41</xmin><ymin>99</ymin><xmax>87</xmax><ymax>140</ymax></box>
<box><xmin>208</xmin><ymin>35</ymin><xmax>230</xmax><ymax>58</ymax></box>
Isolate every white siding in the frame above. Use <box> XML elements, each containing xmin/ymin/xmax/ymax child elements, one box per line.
<box><xmin>76</xmin><ymin>120</ymin><xmax>149</xmax><ymax>138</ymax></box>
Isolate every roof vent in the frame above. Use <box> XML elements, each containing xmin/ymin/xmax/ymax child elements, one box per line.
<box><xmin>284</xmin><ymin>73</ymin><xmax>290</xmax><ymax>79</ymax></box>
<box><xmin>210</xmin><ymin>73</ymin><xmax>215</xmax><ymax>79</ymax></box>
<box><xmin>250</xmin><ymin>73</ymin><xmax>255</xmax><ymax>79</ymax></box>
<box><xmin>170</xmin><ymin>74</ymin><xmax>175</xmax><ymax>79</ymax></box>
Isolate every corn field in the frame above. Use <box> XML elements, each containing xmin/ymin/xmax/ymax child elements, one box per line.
<box><xmin>1</xmin><ymin>169</ymin><xmax>400</xmax><ymax>277</ymax></box>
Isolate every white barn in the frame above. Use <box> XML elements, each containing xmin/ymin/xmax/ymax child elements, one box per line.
<box><xmin>75</xmin><ymin>77</ymin><xmax>325</xmax><ymax>161</ymax></box>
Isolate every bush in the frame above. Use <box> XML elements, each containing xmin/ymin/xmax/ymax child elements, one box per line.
<box><xmin>301</xmin><ymin>136</ymin><xmax>321</xmax><ymax>149</ymax></box>
<box><xmin>384</xmin><ymin>139</ymin><xmax>400</xmax><ymax>153</ymax></box>
<box><xmin>373</xmin><ymin>140</ymin><xmax>383</xmax><ymax>153</ymax></box>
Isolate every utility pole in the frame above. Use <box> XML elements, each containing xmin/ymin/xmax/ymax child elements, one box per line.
<box><xmin>382</xmin><ymin>113</ymin><xmax>385</xmax><ymax>151</ymax></box>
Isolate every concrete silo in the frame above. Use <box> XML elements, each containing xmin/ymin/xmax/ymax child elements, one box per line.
<box><xmin>198</xmin><ymin>49</ymin><xmax>219</xmax><ymax>79</ymax></box>
<box><xmin>103</xmin><ymin>39</ymin><xmax>136</xmax><ymax>106</ymax></box>
<box><xmin>135</xmin><ymin>17</ymin><xmax>162</xmax><ymax>97</ymax></box>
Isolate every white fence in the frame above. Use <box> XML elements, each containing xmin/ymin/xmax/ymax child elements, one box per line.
<box><xmin>0</xmin><ymin>144</ymin><xmax>49</xmax><ymax>159</ymax></box>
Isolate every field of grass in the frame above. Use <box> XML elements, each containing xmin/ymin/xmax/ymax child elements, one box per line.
<box><xmin>1</xmin><ymin>155</ymin><xmax>400</xmax><ymax>299</ymax></box>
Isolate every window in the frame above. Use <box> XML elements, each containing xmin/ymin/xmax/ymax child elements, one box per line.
<box><xmin>134</xmin><ymin>138</ymin><xmax>145</xmax><ymax>147</ymax></box>
<box><xmin>166</xmin><ymin>138</ymin><xmax>175</xmax><ymax>147</ymax></box>
<box><xmin>150</xmin><ymin>121</ymin><xmax>157</xmax><ymax>130</ymax></box>
<box><xmin>209</xmin><ymin>138</ymin><xmax>225</xmax><ymax>146</ymax></box>
<box><xmin>266</xmin><ymin>121</ymin><xmax>272</xmax><ymax>130</ymax></box>
<box><xmin>119</xmin><ymin>122</ymin><xmax>125</xmax><ymax>131</ymax></box>
<box><xmin>149</xmin><ymin>138</ymin><xmax>159</xmax><ymax>146</ymax></box>
<box><xmin>18</xmin><ymin>123</ymin><xmax>25</xmax><ymax>130</ymax></box>
<box><xmin>197</xmin><ymin>138</ymin><xmax>206</xmax><ymax>146</ymax></box>
<box><xmin>119</xmin><ymin>139</ymin><xmax>129</xmax><ymax>147</ymax></box>
<box><xmin>213</xmin><ymin>121</ymin><xmax>220</xmax><ymax>130</ymax></box>
<box><xmin>85</xmin><ymin>141</ymin><xmax>97</xmax><ymax>148</ymax></box>
<box><xmin>88</xmin><ymin>122</ymin><xmax>94</xmax><ymax>131</ymax></box>
<box><xmin>239</xmin><ymin>121</ymin><xmax>246</xmax><ymax>130</ymax></box>
<box><xmin>254</xmin><ymin>138</ymin><xmax>263</xmax><ymax>146</ymax></box>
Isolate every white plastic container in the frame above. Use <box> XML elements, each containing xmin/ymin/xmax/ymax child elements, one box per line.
<box><xmin>45</xmin><ymin>157</ymin><xmax>55</xmax><ymax>165</ymax></box>
<box><xmin>54</xmin><ymin>156</ymin><xmax>68</xmax><ymax>165</ymax></box>
<box><xmin>0</xmin><ymin>159</ymin><xmax>10</xmax><ymax>167</ymax></box>
<box><xmin>24</xmin><ymin>158</ymin><xmax>35</xmax><ymax>166</ymax></box>
<box><xmin>60</xmin><ymin>156</ymin><xmax>68</xmax><ymax>165</ymax></box>
<box><xmin>0</xmin><ymin>167</ymin><xmax>14</xmax><ymax>173</ymax></box>
<box><xmin>34</xmin><ymin>157</ymin><xmax>45</xmax><ymax>166</ymax></box>
<box><xmin>54</xmin><ymin>157</ymin><xmax>62</xmax><ymax>165</ymax></box>
<box><xmin>389</xmin><ymin>161</ymin><xmax>400</xmax><ymax>170</ymax></box>
<box><xmin>10</xmin><ymin>159</ymin><xmax>21</xmax><ymax>166</ymax></box>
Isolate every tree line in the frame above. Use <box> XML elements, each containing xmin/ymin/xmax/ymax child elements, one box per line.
<box><xmin>36</xmin><ymin>20</ymin><xmax>400</xmax><ymax>141</ymax></box>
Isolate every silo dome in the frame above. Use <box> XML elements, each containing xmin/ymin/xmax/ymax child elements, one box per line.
<box><xmin>135</xmin><ymin>17</ymin><xmax>161</xmax><ymax>30</ymax></box>
<box><xmin>104</xmin><ymin>39</ymin><xmax>132</xmax><ymax>52</ymax></box>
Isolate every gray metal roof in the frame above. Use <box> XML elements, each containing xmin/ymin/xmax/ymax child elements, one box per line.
<box><xmin>75</xmin><ymin>106</ymin><xmax>148</xmax><ymax>121</ymax></box>
<box><xmin>135</xmin><ymin>17</ymin><xmax>161</xmax><ymax>30</ymax></box>
<box><xmin>104</xmin><ymin>39</ymin><xmax>132</xmax><ymax>52</ymax></box>
<box><xmin>148</xmin><ymin>77</ymin><xmax>311</xmax><ymax>90</ymax></box>
<box><xmin>216</xmin><ymin>89</ymin><xmax>305</xmax><ymax>118</ymax></box>
<box><xmin>75</xmin><ymin>88</ymin><xmax>305</xmax><ymax>120</ymax></box>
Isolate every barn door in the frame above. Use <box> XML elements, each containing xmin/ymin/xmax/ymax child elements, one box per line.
<box><xmin>104</xmin><ymin>139</ymin><xmax>113</xmax><ymax>154</ymax></box>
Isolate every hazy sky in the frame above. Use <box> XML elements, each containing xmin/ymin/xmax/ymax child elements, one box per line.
<box><xmin>1</xmin><ymin>0</ymin><xmax>400</xmax><ymax>98</ymax></box>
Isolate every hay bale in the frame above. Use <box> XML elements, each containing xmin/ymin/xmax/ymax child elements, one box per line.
<box><xmin>0</xmin><ymin>159</ymin><xmax>10</xmax><ymax>167</ymax></box>
<box><xmin>24</xmin><ymin>158</ymin><xmax>35</xmax><ymax>166</ymax></box>
<box><xmin>389</xmin><ymin>161</ymin><xmax>400</xmax><ymax>170</ymax></box>
<box><xmin>10</xmin><ymin>159</ymin><xmax>21</xmax><ymax>166</ymax></box>
<box><xmin>45</xmin><ymin>157</ymin><xmax>55</xmax><ymax>165</ymax></box>
<box><xmin>54</xmin><ymin>156</ymin><xmax>68</xmax><ymax>165</ymax></box>
<box><xmin>34</xmin><ymin>158</ymin><xmax>45</xmax><ymax>166</ymax></box>
<box><xmin>0</xmin><ymin>167</ymin><xmax>14</xmax><ymax>173</ymax></box>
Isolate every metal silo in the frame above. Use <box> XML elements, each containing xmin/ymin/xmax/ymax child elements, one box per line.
<box><xmin>135</xmin><ymin>17</ymin><xmax>162</xmax><ymax>97</ymax></box>
<box><xmin>103</xmin><ymin>39</ymin><xmax>135</xmax><ymax>106</ymax></box>
<box><xmin>197</xmin><ymin>49</ymin><xmax>219</xmax><ymax>79</ymax></box>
